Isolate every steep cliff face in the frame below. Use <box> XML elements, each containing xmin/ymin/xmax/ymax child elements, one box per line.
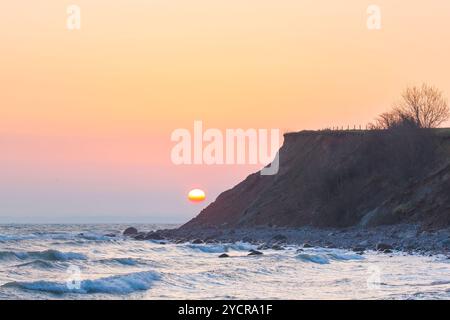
<box><xmin>181</xmin><ymin>130</ymin><xmax>450</xmax><ymax>230</ymax></box>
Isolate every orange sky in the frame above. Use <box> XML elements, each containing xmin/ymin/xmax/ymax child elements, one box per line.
<box><xmin>1</xmin><ymin>1</ymin><xmax>450</xmax><ymax>222</ymax></box>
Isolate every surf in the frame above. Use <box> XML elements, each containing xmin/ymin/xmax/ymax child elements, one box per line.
<box><xmin>3</xmin><ymin>271</ymin><xmax>161</xmax><ymax>295</ymax></box>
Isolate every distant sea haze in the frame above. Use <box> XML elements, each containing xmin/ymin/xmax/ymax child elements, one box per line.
<box><xmin>0</xmin><ymin>216</ymin><xmax>187</xmax><ymax>224</ymax></box>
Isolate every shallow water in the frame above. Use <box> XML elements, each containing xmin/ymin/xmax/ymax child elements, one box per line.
<box><xmin>0</xmin><ymin>224</ymin><xmax>449</xmax><ymax>300</ymax></box>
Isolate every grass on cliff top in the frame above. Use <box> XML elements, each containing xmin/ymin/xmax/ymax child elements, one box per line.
<box><xmin>286</xmin><ymin>128</ymin><xmax>450</xmax><ymax>137</ymax></box>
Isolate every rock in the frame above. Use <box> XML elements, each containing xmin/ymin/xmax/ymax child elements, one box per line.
<box><xmin>104</xmin><ymin>233</ymin><xmax>116</xmax><ymax>237</ymax></box>
<box><xmin>383</xmin><ymin>249</ymin><xmax>392</xmax><ymax>254</ymax></box>
<box><xmin>376</xmin><ymin>243</ymin><xmax>393</xmax><ymax>251</ymax></box>
<box><xmin>352</xmin><ymin>246</ymin><xmax>366</xmax><ymax>252</ymax></box>
<box><xmin>144</xmin><ymin>231</ymin><xmax>164</xmax><ymax>240</ymax></box>
<box><xmin>218</xmin><ymin>253</ymin><xmax>229</xmax><ymax>258</ymax></box>
<box><xmin>325</xmin><ymin>241</ymin><xmax>335</xmax><ymax>248</ymax></box>
<box><xmin>192</xmin><ymin>239</ymin><xmax>204</xmax><ymax>244</ymax></box>
<box><xmin>440</xmin><ymin>239</ymin><xmax>450</xmax><ymax>248</ymax></box>
<box><xmin>271</xmin><ymin>234</ymin><xmax>287</xmax><ymax>243</ymax></box>
<box><xmin>303</xmin><ymin>243</ymin><xmax>313</xmax><ymax>248</ymax></box>
<box><xmin>205</xmin><ymin>239</ymin><xmax>217</xmax><ymax>244</ymax></box>
<box><xmin>296</xmin><ymin>248</ymin><xmax>304</xmax><ymax>253</ymax></box>
<box><xmin>324</xmin><ymin>242</ymin><xmax>333</xmax><ymax>248</ymax></box>
<box><xmin>123</xmin><ymin>227</ymin><xmax>138</xmax><ymax>236</ymax></box>
<box><xmin>257</xmin><ymin>244</ymin><xmax>270</xmax><ymax>250</ymax></box>
<box><xmin>400</xmin><ymin>230</ymin><xmax>416</xmax><ymax>239</ymax></box>
<box><xmin>271</xmin><ymin>244</ymin><xmax>284</xmax><ymax>250</ymax></box>
<box><xmin>132</xmin><ymin>232</ymin><xmax>146</xmax><ymax>240</ymax></box>
<box><xmin>248</xmin><ymin>250</ymin><xmax>263</xmax><ymax>256</ymax></box>
<box><xmin>358</xmin><ymin>240</ymin><xmax>369</xmax><ymax>247</ymax></box>
<box><xmin>175</xmin><ymin>239</ymin><xmax>185</xmax><ymax>244</ymax></box>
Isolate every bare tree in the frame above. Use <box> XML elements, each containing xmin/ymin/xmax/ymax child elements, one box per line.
<box><xmin>373</xmin><ymin>111</ymin><xmax>401</xmax><ymax>129</ymax></box>
<box><xmin>370</xmin><ymin>109</ymin><xmax>417</xmax><ymax>130</ymax></box>
<box><xmin>395</xmin><ymin>84</ymin><xmax>449</xmax><ymax>128</ymax></box>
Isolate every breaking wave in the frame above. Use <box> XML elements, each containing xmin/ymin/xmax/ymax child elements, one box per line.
<box><xmin>0</xmin><ymin>249</ymin><xmax>87</xmax><ymax>261</ymax></box>
<box><xmin>3</xmin><ymin>271</ymin><xmax>161</xmax><ymax>295</ymax></box>
<box><xmin>96</xmin><ymin>257</ymin><xmax>141</xmax><ymax>266</ymax></box>
<box><xmin>185</xmin><ymin>241</ymin><xmax>256</xmax><ymax>253</ymax></box>
<box><xmin>295</xmin><ymin>252</ymin><xmax>364</xmax><ymax>264</ymax></box>
<box><xmin>296</xmin><ymin>253</ymin><xmax>330</xmax><ymax>264</ymax></box>
<box><xmin>14</xmin><ymin>260</ymin><xmax>62</xmax><ymax>269</ymax></box>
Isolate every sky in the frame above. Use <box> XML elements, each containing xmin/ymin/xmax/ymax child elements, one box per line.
<box><xmin>1</xmin><ymin>1</ymin><xmax>450</xmax><ymax>223</ymax></box>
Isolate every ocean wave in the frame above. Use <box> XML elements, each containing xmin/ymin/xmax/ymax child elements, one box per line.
<box><xmin>14</xmin><ymin>259</ymin><xmax>63</xmax><ymax>269</ymax></box>
<box><xmin>3</xmin><ymin>271</ymin><xmax>160</xmax><ymax>295</ymax></box>
<box><xmin>184</xmin><ymin>242</ymin><xmax>256</xmax><ymax>254</ymax></box>
<box><xmin>327</xmin><ymin>252</ymin><xmax>365</xmax><ymax>261</ymax></box>
<box><xmin>295</xmin><ymin>253</ymin><xmax>330</xmax><ymax>264</ymax></box>
<box><xmin>429</xmin><ymin>280</ymin><xmax>450</xmax><ymax>286</ymax></box>
<box><xmin>229</xmin><ymin>242</ymin><xmax>257</xmax><ymax>251</ymax></box>
<box><xmin>76</xmin><ymin>233</ymin><xmax>116</xmax><ymax>241</ymax></box>
<box><xmin>97</xmin><ymin>258</ymin><xmax>140</xmax><ymax>266</ymax></box>
<box><xmin>0</xmin><ymin>232</ymin><xmax>116</xmax><ymax>243</ymax></box>
<box><xmin>185</xmin><ymin>244</ymin><xmax>228</xmax><ymax>253</ymax></box>
<box><xmin>0</xmin><ymin>249</ymin><xmax>87</xmax><ymax>261</ymax></box>
<box><xmin>0</xmin><ymin>234</ymin><xmax>38</xmax><ymax>242</ymax></box>
<box><xmin>295</xmin><ymin>251</ymin><xmax>364</xmax><ymax>264</ymax></box>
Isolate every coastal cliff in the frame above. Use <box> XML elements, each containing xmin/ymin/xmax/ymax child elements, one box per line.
<box><xmin>181</xmin><ymin>129</ymin><xmax>450</xmax><ymax>231</ymax></box>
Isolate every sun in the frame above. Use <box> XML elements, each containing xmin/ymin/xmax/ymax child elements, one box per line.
<box><xmin>188</xmin><ymin>189</ymin><xmax>206</xmax><ymax>202</ymax></box>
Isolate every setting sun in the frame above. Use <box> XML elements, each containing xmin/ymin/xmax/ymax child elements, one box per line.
<box><xmin>188</xmin><ymin>189</ymin><xmax>206</xmax><ymax>202</ymax></box>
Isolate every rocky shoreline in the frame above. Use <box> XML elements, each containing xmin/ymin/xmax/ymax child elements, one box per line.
<box><xmin>122</xmin><ymin>224</ymin><xmax>450</xmax><ymax>257</ymax></box>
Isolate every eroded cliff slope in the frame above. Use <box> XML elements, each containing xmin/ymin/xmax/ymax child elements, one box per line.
<box><xmin>182</xmin><ymin>130</ymin><xmax>450</xmax><ymax>230</ymax></box>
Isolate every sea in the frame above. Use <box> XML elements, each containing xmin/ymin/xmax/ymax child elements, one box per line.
<box><xmin>0</xmin><ymin>224</ymin><xmax>449</xmax><ymax>300</ymax></box>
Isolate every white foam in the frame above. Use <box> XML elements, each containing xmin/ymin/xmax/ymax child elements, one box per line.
<box><xmin>98</xmin><ymin>257</ymin><xmax>140</xmax><ymax>266</ymax></box>
<box><xmin>0</xmin><ymin>249</ymin><xmax>87</xmax><ymax>261</ymax></box>
<box><xmin>185</xmin><ymin>244</ymin><xmax>228</xmax><ymax>253</ymax></box>
<box><xmin>4</xmin><ymin>271</ymin><xmax>160</xmax><ymax>295</ymax></box>
<box><xmin>295</xmin><ymin>253</ymin><xmax>330</xmax><ymax>264</ymax></box>
<box><xmin>184</xmin><ymin>241</ymin><xmax>257</xmax><ymax>254</ymax></box>
<box><xmin>327</xmin><ymin>252</ymin><xmax>364</xmax><ymax>261</ymax></box>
